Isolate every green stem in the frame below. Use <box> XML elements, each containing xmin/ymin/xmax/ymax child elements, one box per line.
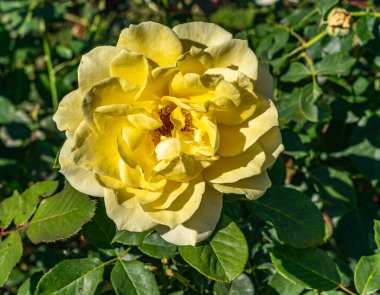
<box><xmin>39</xmin><ymin>19</ymin><xmax>58</xmax><ymax>110</ymax></box>
<box><xmin>285</xmin><ymin>31</ymin><xmax>328</xmax><ymax>60</ymax></box>
<box><xmin>350</xmin><ymin>11</ymin><xmax>380</xmax><ymax>18</ymax></box>
<box><xmin>339</xmin><ymin>284</ymin><xmax>358</xmax><ymax>295</ymax></box>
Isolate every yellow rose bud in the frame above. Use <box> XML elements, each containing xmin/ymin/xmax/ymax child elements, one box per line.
<box><xmin>327</xmin><ymin>8</ymin><xmax>351</xmax><ymax>37</ymax></box>
<box><xmin>53</xmin><ymin>22</ymin><xmax>283</xmax><ymax>246</ymax></box>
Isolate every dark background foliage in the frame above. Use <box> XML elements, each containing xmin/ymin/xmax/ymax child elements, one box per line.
<box><xmin>0</xmin><ymin>0</ymin><xmax>379</xmax><ymax>294</ymax></box>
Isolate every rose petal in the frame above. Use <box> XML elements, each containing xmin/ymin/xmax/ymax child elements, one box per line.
<box><xmin>210</xmin><ymin>172</ymin><xmax>271</xmax><ymax>200</ymax></box>
<box><xmin>78</xmin><ymin>46</ymin><xmax>122</xmax><ymax>91</ymax></box>
<box><xmin>156</xmin><ymin>184</ymin><xmax>223</xmax><ymax>246</ymax></box>
<box><xmin>206</xmin><ymin>39</ymin><xmax>258</xmax><ymax>80</ymax></box>
<box><xmin>72</xmin><ymin>121</ymin><xmax>121</xmax><ymax>180</ymax></box>
<box><xmin>255</xmin><ymin>63</ymin><xmax>274</xmax><ymax>98</ymax></box>
<box><xmin>59</xmin><ymin>139</ymin><xmax>104</xmax><ymax>197</ymax></box>
<box><xmin>142</xmin><ymin>177</ymin><xmax>205</xmax><ymax>229</ymax></box>
<box><xmin>173</xmin><ymin>22</ymin><xmax>232</xmax><ymax>50</ymax></box>
<box><xmin>52</xmin><ymin>90</ymin><xmax>84</xmax><ymax>138</ymax></box>
<box><xmin>104</xmin><ymin>189</ymin><xmax>157</xmax><ymax>231</ymax></box>
<box><xmin>217</xmin><ymin>97</ymin><xmax>279</xmax><ymax>157</ymax></box>
<box><xmin>117</xmin><ymin>22</ymin><xmax>183</xmax><ymax>67</ymax></box>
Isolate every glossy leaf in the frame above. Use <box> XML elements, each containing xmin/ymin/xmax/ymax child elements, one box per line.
<box><xmin>14</xmin><ymin>180</ymin><xmax>59</xmax><ymax>226</ymax></box>
<box><xmin>138</xmin><ymin>232</ymin><xmax>177</xmax><ymax>259</ymax></box>
<box><xmin>213</xmin><ymin>274</ymin><xmax>254</xmax><ymax>295</ymax></box>
<box><xmin>179</xmin><ymin>215</ymin><xmax>248</xmax><ymax>282</ymax></box>
<box><xmin>268</xmin><ymin>273</ymin><xmax>304</xmax><ymax>295</ymax></box>
<box><xmin>26</xmin><ymin>184</ymin><xmax>96</xmax><ymax>243</ymax></box>
<box><xmin>111</xmin><ymin>260</ymin><xmax>159</xmax><ymax>295</ymax></box>
<box><xmin>113</xmin><ymin>229</ymin><xmax>152</xmax><ymax>246</ymax></box>
<box><xmin>0</xmin><ymin>232</ymin><xmax>23</xmax><ymax>287</ymax></box>
<box><xmin>374</xmin><ymin>220</ymin><xmax>380</xmax><ymax>249</ymax></box>
<box><xmin>354</xmin><ymin>254</ymin><xmax>380</xmax><ymax>295</ymax></box>
<box><xmin>270</xmin><ymin>246</ymin><xmax>341</xmax><ymax>291</ymax></box>
<box><xmin>35</xmin><ymin>258</ymin><xmax>103</xmax><ymax>295</ymax></box>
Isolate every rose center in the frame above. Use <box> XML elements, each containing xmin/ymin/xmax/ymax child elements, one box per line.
<box><xmin>155</xmin><ymin>106</ymin><xmax>175</xmax><ymax>137</ymax></box>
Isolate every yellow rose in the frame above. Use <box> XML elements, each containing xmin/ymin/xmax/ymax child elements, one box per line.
<box><xmin>53</xmin><ymin>22</ymin><xmax>283</xmax><ymax>246</ymax></box>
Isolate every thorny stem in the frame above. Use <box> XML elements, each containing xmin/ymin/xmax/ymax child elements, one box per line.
<box><xmin>0</xmin><ymin>224</ymin><xmax>29</xmax><ymax>237</ymax></box>
<box><xmin>39</xmin><ymin>19</ymin><xmax>58</xmax><ymax>111</ymax></box>
<box><xmin>339</xmin><ymin>284</ymin><xmax>358</xmax><ymax>295</ymax></box>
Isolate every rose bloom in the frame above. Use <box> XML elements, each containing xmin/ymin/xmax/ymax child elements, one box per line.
<box><xmin>53</xmin><ymin>22</ymin><xmax>283</xmax><ymax>245</ymax></box>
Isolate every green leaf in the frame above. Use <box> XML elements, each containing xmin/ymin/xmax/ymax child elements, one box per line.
<box><xmin>334</xmin><ymin>211</ymin><xmax>373</xmax><ymax>259</ymax></box>
<box><xmin>213</xmin><ymin>274</ymin><xmax>254</xmax><ymax>295</ymax></box>
<box><xmin>318</xmin><ymin>0</ymin><xmax>338</xmax><ymax>18</ymax></box>
<box><xmin>14</xmin><ymin>180</ymin><xmax>59</xmax><ymax>226</ymax></box>
<box><xmin>0</xmin><ymin>96</ymin><xmax>16</xmax><ymax>124</ymax></box>
<box><xmin>269</xmin><ymin>246</ymin><xmax>341</xmax><ymax>291</ymax></box>
<box><xmin>315</xmin><ymin>53</ymin><xmax>356</xmax><ymax>76</ymax></box>
<box><xmin>113</xmin><ymin>230</ymin><xmax>152</xmax><ymax>246</ymax></box>
<box><xmin>374</xmin><ymin>220</ymin><xmax>380</xmax><ymax>249</ymax></box>
<box><xmin>310</xmin><ymin>167</ymin><xmax>356</xmax><ymax>216</ymax></box>
<box><xmin>179</xmin><ymin>215</ymin><xmax>248</xmax><ymax>282</ymax></box>
<box><xmin>0</xmin><ymin>232</ymin><xmax>23</xmax><ymax>287</ymax></box>
<box><xmin>348</xmin><ymin>112</ymin><xmax>380</xmax><ymax>181</ymax></box>
<box><xmin>17</xmin><ymin>272</ymin><xmax>43</xmax><ymax>295</ymax></box>
<box><xmin>354</xmin><ymin>254</ymin><xmax>380</xmax><ymax>295</ymax></box>
<box><xmin>138</xmin><ymin>232</ymin><xmax>177</xmax><ymax>259</ymax></box>
<box><xmin>249</xmin><ymin>186</ymin><xmax>325</xmax><ymax>248</ymax></box>
<box><xmin>0</xmin><ymin>191</ymin><xmax>21</xmax><ymax>228</ymax></box>
<box><xmin>356</xmin><ymin>15</ymin><xmax>375</xmax><ymax>45</ymax></box>
<box><xmin>298</xmin><ymin>84</ymin><xmax>330</xmax><ymax>123</ymax></box>
<box><xmin>82</xmin><ymin>200</ymin><xmax>116</xmax><ymax>249</ymax></box>
<box><xmin>281</xmin><ymin>62</ymin><xmax>311</xmax><ymax>83</ymax></box>
<box><xmin>26</xmin><ymin>184</ymin><xmax>96</xmax><ymax>243</ymax></box>
<box><xmin>111</xmin><ymin>260</ymin><xmax>159</xmax><ymax>295</ymax></box>
<box><xmin>268</xmin><ymin>273</ymin><xmax>304</xmax><ymax>295</ymax></box>
<box><xmin>35</xmin><ymin>258</ymin><xmax>104</xmax><ymax>295</ymax></box>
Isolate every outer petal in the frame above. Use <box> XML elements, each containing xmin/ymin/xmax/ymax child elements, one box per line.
<box><xmin>104</xmin><ymin>189</ymin><xmax>157</xmax><ymax>232</ymax></box>
<box><xmin>210</xmin><ymin>172</ymin><xmax>271</xmax><ymax>200</ymax></box>
<box><xmin>72</xmin><ymin>121</ymin><xmax>121</xmax><ymax>180</ymax></box>
<box><xmin>205</xmin><ymin>127</ymin><xmax>283</xmax><ymax>184</ymax></box>
<box><xmin>206</xmin><ymin>39</ymin><xmax>258</xmax><ymax>80</ymax></box>
<box><xmin>217</xmin><ymin>97</ymin><xmax>279</xmax><ymax>157</ymax></box>
<box><xmin>52</xmin><ymin>90</ymin><xmax>84</xmax><ymax>138</ymax></box>
<box><xmin>117</xmin><ymin>22</ymin><xmax>183</xmax><ymax>67</ymax></box>
<box><xmin>110</xmin><ymin>50</ymin><xmax>149</xmax><ymax>89</ymax></box>
<box><xmin>173</xmin><ymin>22</ymin><xmax>232</xmax><ymax>50</ymax></box>
<box><xmin>204</xmin><ymin>142</ymin><xmax>266</xmax><ymax>184</ymax></box>
<box><xmin>255</xmin><ymin>63</ymin><xmax>274</xmax><ymax>98</ymax></box>
<box><xmin>156</xmin><ymin>184</ymin><xmax>223</xmax><ymax>246</ymax></box>
<box><xmin>59</xmin><ymin>139</ymin><xmax>104</xmax><ymax>197</ymax></box>
<box><xmin>142</xmin><ymin>178</ymin><xmax>205</xmax><ymax>229</ymax></box>
<box><xmin>78</xmin><ymin>46</ymin><xmax>122</xmax><ymax>91</ymax></box>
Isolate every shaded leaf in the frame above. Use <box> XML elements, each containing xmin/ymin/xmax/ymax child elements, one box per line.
<box><xmin>269</xmin><ymin>246</ymin><xmax>341</xmax><ymax>291</ymax></box>
<box><xmin>281</xmin><ymin>62</ymin><xmax>311</xmax><ymax>83</ymax></box>
<box><xmin>113</xmin><ymin>230</ymin><xmax>152</xmax><ymax>246</ymax></box>
<box><xmin>315</xmin><ymin>53</ymin><xmax>355</xmax><ymax>76</ymax></box>
<box><xmin>249</xmin><ymin>186</ymin><xmax>325</xmax><ymax>248</ymax></box>
<box><xmin>213</xmin><ymin>274</ymin><xmax>254</xmax><ymax>295</ymax></box>
<box><xmin>82</xmin><ymin>200</ymin><xmax>116</xmax><ymax>249</ymax></box>
<box><xmin>138</xmin><ymin>232</ymin><xmax>177</xmax><ymax>259</ymax></box>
